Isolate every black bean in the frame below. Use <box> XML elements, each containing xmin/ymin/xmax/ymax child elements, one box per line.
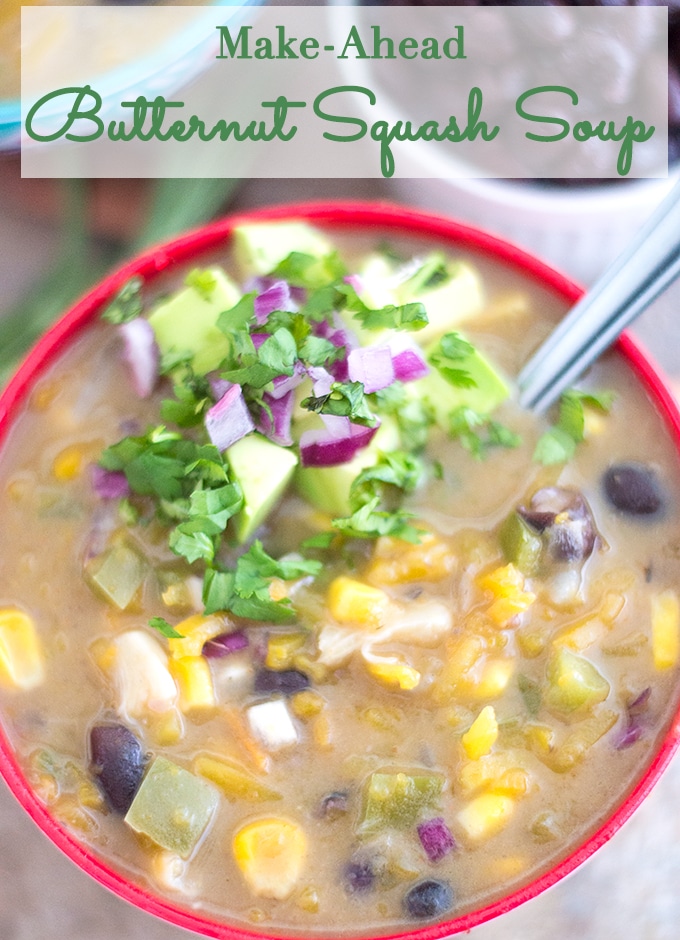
<box><xmin>90</xmin><ymin>723</ymin><xmax>146</xmax><ymax>814</ymax></box>
<box><xmin>520</xmin><ymin>486</ymin><xmax>597</xmax><ymax>563</ymax></box>
<box><xmin>343</xmin><ymin>858</ymin><xmax>376</xmax><ymax>894</ymax></box>
<box><xmin>318</xmin><ymin>790</ymin><xmax>350</xmax><ymax>820</ymax></box>
<box><xmin>253</xmin><ymin>668</ymin><xmax>311</xmax><ymax>697</ymax></box>
<box><xmin>403</xmin><ymin>879</ymin><xmax>454</xmax><ymax>920</ymax></box>
<box><xmin>603</xmin><ymin>462</ymin><xmax>664</xmax><ymax>515</ymax></box>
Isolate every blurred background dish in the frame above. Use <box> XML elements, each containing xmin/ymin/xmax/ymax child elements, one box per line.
<box><xmin>0</xmin><ymin>0</ymin><xmax>263</xmax><ymax>152</ymax></box>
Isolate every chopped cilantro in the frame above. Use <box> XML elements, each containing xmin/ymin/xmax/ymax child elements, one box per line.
<box><xmin>351</xmin><ymin>301</ymin><xmax>429</xmax><ymax>333</ymax></box>
<box><xmin>449</xmin><ymin>407</ymin><xmax>522</xmax><ymax>459</ymax></box>
<box><xmin>534</xmin><ymin>388</ymin><xmax>614</xmax><ymax>465</ymax></box>
<box><xmin>373</xmin><ymin>382</ymin><xmax>434</xmax><ymax>452</ymax></box>
<box><xmin>349</xmin><ymin>451</ymin><xmax>425</xmax><ymax>507</ymax></box>
<box><xmin>272</xmin><ymin>250</ymin><xmax>347</xmax><ymax>289</ymax></box>
<box><xmin>299</xmin><ymin>335</ymin><xmax>344</xmax><ymax>367</ymax></box>
<box><xmin>401</xmin><ymin>252</ymin><xmax>450</xmax><ymax>294</ymax></box>
<box><xmin>149</xmin><ymin>616</ymin><xmax>185</xmax><ymax>639</ymax></box>
<box><xmin>160</xmin><ymin>373</ymin><xmax>213</xmax><ymax>428</ymax></box>
<box><xmin>301</xmin><ymin>531</ymin><xmax>337</xmax><ymax>550</ymax></box>
<box><xmin>184</xmin><ymin>268</ymin><xmax>217</xmax><ymax>299</ymax></box>
<box><xmin>202</xmin><ymin>542</ymin><xmax>322</xmax><ymax>620</ymax></box>
<box><xmin>301</xmin><ymin>380</ymin><xmax>377</xmax><ymax>427</ymax></box>
<box><xmin>428</xmin><ymin>332</ymin><xmax>477</xmax><ymax>389</ymax></box>
<box><xmin>332</xmin><ymin>496</ymin><xmax>422</xmax><ymax>543</ymax></box>
<box><xmin>221</xmin><ymin>328</ymin><xmax>298</xmax><ymax>389</ymax></box>
<box><xmin>101</xmin><ymin>277</ymin><xmax>144</xmax><ymax>324</ymax></box>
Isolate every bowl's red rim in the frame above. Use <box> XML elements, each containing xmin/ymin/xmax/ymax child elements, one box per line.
<box><xmin>1</xmin><ymin>199</ymin><xmax>679</xmax><ymax>940</ymax></box>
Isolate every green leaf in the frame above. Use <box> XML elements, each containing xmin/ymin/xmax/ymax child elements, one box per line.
<box><xmin>533</xmin><ymin>388</ymin><xmax>614</xmax><ymax>466</ymax></box>
<box><xmin>272</xmin><ymin>250</ymin><xmax>347</xmax><ymax>289</ymax></box>
<box><xmin>429</xmin><ymin>332</ymin><xmax>478</xmax><ymax>389</ymax></box>
<box><xmin>101</xmin><ymin>277</ymin><xmax>144</xmax><ymax>324</ymax></box>
<box><xmin>300</xmin><ymin>531</ymin><xmax>336</xmax><ymax>550</ymax></box>
<box><xmin>533</xmin><ymin>427</ymin><xmax>577</xmax><ymax>466</ymax></box>
<box><xmin>351</xmin><ymin>300</ymin><xmax>429</xmax><ymax>333</ymax></box>
<box><xmin>301</xmin><ymin>381</ymin><xmax>377</xmax><ymax>427</ymax></box>
<box><xmin>169</xmin><ymin>527</ymin><xmax>216</xmax><ymax>564</ymax></box>
<box><xmin>332</xmin><ymin>496</ymin><xmax>422</xmax><ymax>543</ymax></box>
<box><xmin>373</xmin><ymin>382</ymin><xmax>434</xmax><ymax>452</ymax></box>
<box><xmin>201</xmin><ymin>543</ymin><xmax>321</xmax><ymax>622</ymax></box>
<box><xmin>149</xmin><ymin>616</ymin><xmax>185</xmax><ymax>639</ymax></box>
<box><xmin>349</xmin><ymin>451</ymin><xmax>425</xmax><ymax>509</ymax></box>
<box><xmin>449</xmin><ymin>407</ymin><xmax>522</xmax><ymax>459</ymax></box>
<box><xmin>299</xmin><ymin>335</ymin><xmax>344</xmax><ymax>367</ymax></box>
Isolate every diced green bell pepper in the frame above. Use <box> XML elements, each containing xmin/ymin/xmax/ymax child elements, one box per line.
<box><xmin>358</xmin><ymin>771</ymin><xmax>444</xmax><ymax>836</ymax></box>
<box><xmin>124</xmin><ymin>756</ymin><xmax>219</xmax><ymax>858</ymax></box>
<box><xmin>543</xmin><ymin>647</ymin><xmax>610</xmax><ymax>718</ymax></box>
<box><xmin>500</xmin><ymin>512</ymin><xmax>542</xmax><ymax>576</ymax></box>
<box><xmin>86</xmin><ymin>541</ymin><xmax>147</xmax><ymax>610</ymax></box>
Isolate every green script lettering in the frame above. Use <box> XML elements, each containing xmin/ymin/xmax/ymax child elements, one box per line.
<box><xmin>25</xmin><ymin>85</ymin><xmax>104</xmax><ymax>142</ymax></box>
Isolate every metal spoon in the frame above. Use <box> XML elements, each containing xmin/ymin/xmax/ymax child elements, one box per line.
<box><xmin>517</xmin><ymin>179</ymin><xmax>680</xmax><ymax>412</ymax></box>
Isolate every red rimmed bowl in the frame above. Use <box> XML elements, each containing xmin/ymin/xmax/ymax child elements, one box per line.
<box><xmin>0</xmin><ymin>201</ymin><xmax>679</xmax><ymax>939</ymax></box>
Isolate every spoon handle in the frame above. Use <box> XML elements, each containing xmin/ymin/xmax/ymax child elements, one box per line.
<box><xmin>517</xmin><ymin>179</ymin><xmax>680</xmax><ymax>412</ymax></box>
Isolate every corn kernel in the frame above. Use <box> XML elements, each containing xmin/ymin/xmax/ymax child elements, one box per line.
<box><xmin>364</xmin><ymin>657</ymin><xmax>421</xmax><ymax>691</ymax></box>
<box><xmin>52</xmin><ymin>445</ymin><xmax>85</xmax><ymax>482</ymax></box>
<box><xmin>150</xmin><ymin>709</ymin><xmax>184</xmax><ymax>747</ymax></box>
<box><xmin>652</xmin><ymin>589</ymin><xmax>680</xmax><ymax>670</ymax></box>
<box><xmin>367</xmin><ymin>534</ymin><xmax>455</xmax><ymax>586</ymax></box>
<box><xmin>469</xmin><ymin>659</ymin><xmax>514</xmax><ymax>699</ymax></box>
<box><xmin>457</xmin><ymin>792</ymin><xmax>515</xmax><ymax>841</ymax></box>
<box><xmin>296</xmin><ymin>885</ymin><xmax>320</xmax><ymax>914</ymax></box>
<box><xmin>168</xmin><ymin>614</ymin><xmax>225</xmax><ymax>659</ymax></box>
<box><xmin>290</xmin><ymin>690</ymin><xmax>325</xmax><ymax>720</ymax></box>
<box><xmin>312</xmin><ymin>713</ymin><xmax>332</xmax><ymax>749</ymax></box>
<box><xmin>233</xmin><ymin>817</ymin><xmax>307</xmax><ymax>900</ymax></box>
<box><xmin>462</xmin><ymin>705</ymin><xmax>498</xmax><ymax>760</ymax></box>
<box><xmin>479</xmin><ymin>564</ymin><xmax>536</xmax><ymax>625</ymax></box>
<box><xmin>170</xmin><ymin>656</ymin><xmax>216</xmax><ymax>714</ymax></box>
<box><xmin>327</xmin><ymin>577</ymin><xmax>390</xmax><ymax>629</ymax></box>
<box><xmin>0</xmin><ymin>608</ymin><xmax>45</xmax><ymax>690</ymax></box>
<box><xmin>553</xmin><ymin>616</ymin><xmax>607</xmax><ymax>653</ymax></box>
<box><xmin>266</xmin><ymin>632</ymin><xmax>307</xmax><ymax>671</ymax></box>
<box><xmin>458</xmin><ymin>752</ymin><xmax>529</xmax><ymax>798</ymax></box>
<box><xmin>486</xmin><ymin>854</ymin><xmax>528</xmax><ymax>880</ymax></box>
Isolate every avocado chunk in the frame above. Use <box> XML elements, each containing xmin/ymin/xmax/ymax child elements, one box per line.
<box><xmin>295</xmin><ymin>419</ymin><xmax>400</xmax><ymax>518</ymax></box>
<box><xmin>147</xmin><ymin>267</ymin><xmax>241</xmax><ymax>375</ymax></box>
<box><xmin>408</xmin><ymin>337</ymin><xmax>509</xmax><ymax>431</ymax></box>
<box><xmin>226</xmin><ymin>434</ymin><xmax>298</xmax><ymax>543</ymax></box>
<box><xmin>233</xmin><ymin>222</ymin><xmax>332</xmax><ymax>277</ymax></box>
<box><xmin>397</xmin><ymin>255</ymin><xmax>484</xmax><ymax>345</ymax></box>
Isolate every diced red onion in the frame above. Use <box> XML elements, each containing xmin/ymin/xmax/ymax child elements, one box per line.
<box><xmin>614</xmin><ymin>719</ymin><xmax>645</xmax><ymax>750</ymax></box>
<box><xmin>344</xmin><ymin>273</ymin><xmax>363</xmax><ymax>294</ymax></box>
<box><xmin>119</xmin><ymin>319</ymin><xmax>159</xmax><ymax>398</ymax></box>
<box><xmin>300</xmin><ymin>420</ymin><xmax>378</xmax><ymax>468</ymax></box>
<box><xmin>251</xmin><ymin>332</ymin><xmax>269</xmax><ymax>350</ymax></box>
<box><xmin>202</xmin><ymin>631</ymin><xmax>249</xmax><ymax>658</ymax></box>
<box><xmin>627</xmin><ymin>686</ymin><xmax>651</xmax><ymax>716</ymax></box>
<box><xmin>254</xmin><ymin>280</ymin><xmax>298</xmax><ymax>325</ymax></box>
<box><xmin>308</xmin><ymin>365</ymin><xmax>334</xmax><ymax>397</ymax></box>
<box><xmin>208</xmin><ymin>374</ymin><xmax>232</xmax><ymax>402</ymax></box>
<box><xmin>417</xmin><ymin>817</ymin><xmax>456</xmax><ymax>863</ymax></box>
<box><xmin>205</xmin><ymin>384</ymin><xmax>254</xmax><ymax>452</ymax></box>
<box><xmin>388</xmin><ymin>334</ymin><xmax>430</xmax><ymax>383</ymax></box>
<box><xmin>91</xmin><ymin>465</ymin><xmax>130</xmax><ymax>500</ymax></box>
<box><xmin>257</xmin><ymin>390</ymin><xmax>294</xmax><ymax>447</ymax></box>
<box><xmin>347</xmin><ymin>344</ymin><xmax>395</xmax><ymax>394</ymax></box>
<box><xmin>270</xmin><ymin>359</ymin><xmax>306</xmax><ymax>400</ymax></box>
<box><xmin>244</xmin><ymin>276</ymin><xmax>305</xmax><ymax>307</ymax></box>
